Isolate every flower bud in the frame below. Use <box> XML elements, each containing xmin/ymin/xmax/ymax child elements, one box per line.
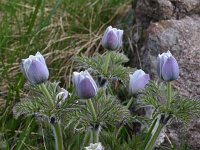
<box><xmin>56</xmin><ymin>88</ymin><xmax>69</xmax><ymax>106</ymax></box>
<box><xmin>72</xmin><ymin>70</ymin><xmax>97</xmax><ymax>99</ymax></box>
<box><xmin>101</xmin><ymin>26</ymin><xmax>123</xmax><ymax>50</ymax></box>
<box><xmin>129</xmin><ymin>69</ymin><xmax>150</xmax><ymax>95</ymax></box>
<box><xmin>157</xmin><ymin>51</ymin><xmax>179</xmax><ymax>81</ymax></box>
<box><xmin>49</xmin><ymin>116</ymin><xmax>56</xmax><ymax>124</ymax></box>
<box><xmin>98</xmin><ymin>76</ymin><xmax>107</xmax><ymax>87</ymax></box>
<box><xmin>20</xmin><ymin>52</ymin><xmax>49</xmax><ymax>84</ymax></box>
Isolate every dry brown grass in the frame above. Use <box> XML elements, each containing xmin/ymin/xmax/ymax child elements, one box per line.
<box><xmin>0</xmin><ymin>0</ymin><xmax>132</xmax><ymax>108</ymax></box>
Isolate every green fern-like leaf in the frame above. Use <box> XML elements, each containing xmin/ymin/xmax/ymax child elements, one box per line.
<box><xmin>62</xmin><ymin>89</ymin><xmax>131</xmax><ymax>131</ymax></box>
<box><xmin>109</xmin><ymin>51</ymin><xmax>129</xmax><ymax>65</ymax></box>
<box><xmin>74</xmin><ymin>51</ymin><xmax>132</xmax><ymax>83</ymax></box>
<box><xmin>75</xmin><ymin>53</ymin><xmax>103</xmax><ymax>74</ymax></box>
<box><xmin>171</xmin><ymin>98</ymin><xmax>200</xmax><ymax>124</ymax></box>
<box><xmin>100</xmin><ymin>128</ymin><xmax>145</xmax><ymax>150</ymax></box>
<box><xmin>13</xmin><ymin>96</ymin><xmax>49</xmax><ymax>119</ymax></box>
<box><xmin>94</xmin><ymin>89</ymin><xmax>131</xmax><ymax>126</ymax></box>
<box><xmin>142</xmin><ymin>81</ymin><xmax>200</xmax><ymax>125</ymax></box>
<box><xmin>140</xmin><ymin>81</ymin><xmax>166</xmax><ymax>114</ymax></box>
<box><xmin>14</xmin><ymin>82</ymin><xmax>79</xmax><ymax>123</ymax></box>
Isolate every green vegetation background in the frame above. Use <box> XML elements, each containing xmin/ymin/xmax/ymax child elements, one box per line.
<box><xmin>0</xmin><ymin>0</ymin><xmax>130</xmax><ymax>149</ymax></box>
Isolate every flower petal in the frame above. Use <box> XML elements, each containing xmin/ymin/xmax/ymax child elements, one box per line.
<box><xmin>56</xmin><ymin>88</ymin><xmax>69</xmax><ymax>106</ymax></box>
<box><xmin>26</xmin><ymin>60</ymin><xmax>49</xmax><ymax>84</ymax></box>
<box><xmin>78</xmin><ymin>77</ymin><xmax>96</xmax><ymax>99</ymax></box>
<box><xmin>116</xmin><ymin>29</ymin><xmax>123</xmax><ymax>48</ymax></box>
<box><xmin>103</xmin><ymin>30</ymin><xmax>118</xmax><ymax>50</ymax></box>
<box><xmin>101</xmin><ymin>26</ymin><xmax>123</xmax><ymax>50</ymax></box>
<box><xmin>157</xmin><ymin>56</ymin><xmax>163</xmax><ymax>79</ymax></box>
<box><xmin>162</xmin><ymin>56</ymin><xmax>179</xmax><ymax>81</ymax></box>
<box><xmin>20</xmin><ymin>59</ymin><xmax>32</xmax><ymax>79</ymax></box>
<box><xmin>57</xmin><ymin>88</ymin><xmax>68</xmax><ymax>100</ymax></box>
<box><xmin>131</xmin><ymin>69</ymin><xmax>145</xmax><ymax>82</ymax></box>
<box><xmin>157</xmin><ymin>51</ymin><xmax>174</xmax><ymax>79</ymax></box>
<box><xmin>129</xmin><ymin>69</ymin><xmax>150</xmax><ymax>95</ymax></box>
<box><xmin>72</xmin><ymin>72</ymin><xmax>84</xmax><ymax>89</ymax></box>
<box><xmin>82</xmin><ymin>70</ymin><xmax>97</xmax><ymax>91</ymax></box>
<box><xmin>131</xmin><ymin>74</ymin><xmax>150</xmax><ymax>94</ymax></box>
<box><xmin>35</xmin><ymin>52</ymin><xmax>46</xmax><ymax>64</ymax></box>
<box><xmin>21</xmin><ymin>52</ymin><xmax>49</xmax><ymax>84</ymax></box>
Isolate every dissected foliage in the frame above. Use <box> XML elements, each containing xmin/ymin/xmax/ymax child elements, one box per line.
<box><xmin>100</xmin><ymin>128</ymin><xmax>145</xmax><ymax>150</ymax></box>
<box><xmin>171</xmin><ymin>98</ymin><xmax>200</xmax><ymax>124</ymax></box>
<box><xmin>13</xmin><ymin>82</ymin><xmax>78</xmax><ymax>122</ymax></box>
<box><xmin>141</xmin><ymin>81</ymin><xmax>200</xmax><ymax>124</ymax></box>
<box><xmin>14</xmin><ymin>82</ymin><xmax>131</xmax><ymax>135</ymax></box>
<box><xmin>74</xmin><ymin>51</ymin><xmax>133</xmax><ymax>84</ymax></box>
<box><xmin>63</xmin><ymin>88</ymin><xmax>131</xmax><ymax>131</ymax></box>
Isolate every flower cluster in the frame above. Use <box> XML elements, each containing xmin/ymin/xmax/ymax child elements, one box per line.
<box><xmin>21</xmin><ymin>26</ymin><xmax>179</xmax><ymax>99</ymax></box>
<box><xmin>18</xmin><ymin>25</ymin><xmax>181</xmax><ymax>150</ymax></box>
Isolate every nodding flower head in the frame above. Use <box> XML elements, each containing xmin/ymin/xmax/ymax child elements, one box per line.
<box><xmin>129</xmin><ymin>69</ymin><xmax>150</xmax><ymax>95</ymax></box>
<box><xmin>56</xmin><ymin>88</ymin><xmax>69</xmax><ymax>106</ymax></box>
<box><xmin>72</xmin><ymin>70</ymin><xmax>98</xmax><ymax>99</ymax></box>
<box><xmin>20</xmin><ymin>52</ymin><xmax>49</xmax><ymax>84</ymax></box>
<box><xmin>101</xmin><ymin>26</ymin><xmax>123</xmax><ymax>50</ymax></box>
<box><xmin>157</xmin><ymin>51</ymin><xmax>179</xmax><ymax>81</ymax></box>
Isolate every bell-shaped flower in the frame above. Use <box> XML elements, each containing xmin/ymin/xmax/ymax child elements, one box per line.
<box><xmin>56</xmin><ymin>88</ymin><xmax>69</xmax><ymax>106</ymax></box>
<box><xmin>20</xmin><ymin>52</ymin><xmax>49</xmax><ymax>84</ymax></box>
<box><xmin>157</xmin><ymin>51</ymin><xmax>179</xmax><ymax>81</ymax></box>
<box><xmin>72</xmin><ymin>70</ymin><xmax>97</xmax><ymax>99</ymax></box>
<box><xmin>101</xmin><ymin>26</ymin><xmax>123</xmax><ymax>50</ymax></box>
<box><xmin>129</xmin><ymin>69</ymin><xmax>150</xmax><ymax>95</ymax></box>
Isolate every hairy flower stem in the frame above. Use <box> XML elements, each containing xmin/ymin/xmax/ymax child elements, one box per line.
<box><xmin>87</xmin><ymin>99</ymin><xmax>97</xmax><ymax>122</ymax></box>
<box><xmin>40</xmin><ymin>83</ymin><xmax>63</xmax><ymax>149</ymax></box>
<box><xmin>144</xmin><ymin>82</ymin><xmax>172</xmax><ymax>149</ymax></box>
<box><xmin>52</xmin><ymin>122</ymin><xmax>64</xmax><ymax>150</ymax></box>
<box><xmin>87</xmin><ymin>99</ymin><xmax>99</xmax><ymax>143</ymax></box>
<box><xmin>126</xmin><ymin>97</ymin><xmax>134</xmax><ymax>109</ymax></box>
<box><xmin>166</xmin><ymin>82</ymin><xmax>171</xmax><ymax>112</ymax></box>
<box><xmin>40</xmin><ymin>83</ymin><xmax>54</xmax><ymax>108</ymax></box>
<box><xmin>142</xmin><ymin>118</ymin><xmax>158</xmax><ymax>149</ymax></box>
<box><xmin>82</xmin><ymin>130</ymin><xmax>91</xmax><ymax>149</ymax></box>
<box><xmin>116</xmin><ymin>125</ymin><xmax>123</xmax><ymax>139</ymax></box>
<box><xmin>144</xmin><ymin>121</ymin><xmax>165</xmax><ymax>150</ymax></box>
<box><xmin>116</xmin><ymin>97</ymin><xmax>134</xmax><ymax>138</ymax></box>
<box><xmin>103</xmin><ymin>52</ymin><xmax>111</xmax><ymax>75</ymax></box>
<box><xmin>92</xmin><ymin>128</ymin><xmax>99</xmax><ymax>143</ymax></box>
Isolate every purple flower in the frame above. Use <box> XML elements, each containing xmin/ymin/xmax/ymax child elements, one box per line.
<box><xmin>72</xmin><ymin>70</ymin><xmax>97</xmax><ymax>99</ymax></box>
<box><xmin>56</xmin><ymin>88</ymin><xmax>69</xmax><ymax>106</ymax></box>
<box><xmin>129</xmin><ymin>69</ymin><xmax>150</xmax><ymax>95</ymax></box>
<box><xmin>157</xmin><ymin>51</ymin><xmax>179</xmax><ymax>81</ymax></box>
<box><xmin>101</xmin><ymin>26</ymin><xmax>123</xmax><ymax>50</ymax></box>
<box><xmin>20</xmin><ymin>52</ymin><xmax>49</xmax><ymax>84</ymax></box>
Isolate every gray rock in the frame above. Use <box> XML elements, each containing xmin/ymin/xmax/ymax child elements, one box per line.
<box><xmin>142</xmin><ymin>15</ymin><xmax>200</xmax><ymax>99</ymax></box>
<box><xmin>133</xmin><ymin>0</ymin><xmax>200</xmax><ymax>149</ymax></box>
<box><xmin>187</xmin><ymin>119</ymin><xmax>200</xmax><ymax>150</ymax></box>
<box><xmin>136</xmin><ymin>0</ymin><xmax>200</xmax><ymax>27</ymax></box>
<box><xmin>136</xmin><ymin>0</ymin><xmax>174</xmax><ymax>27</ymax></box>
